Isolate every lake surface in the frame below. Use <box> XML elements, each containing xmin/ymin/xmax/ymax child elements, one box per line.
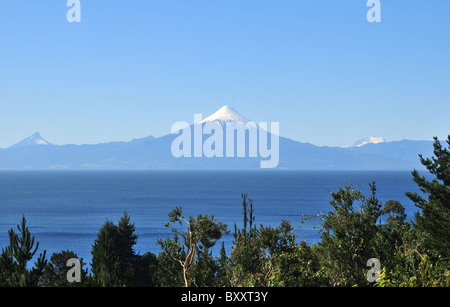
<box><xmin>0</xmin><ymin>171</ymin><xmax>426</xmax><ymax>268</ymax></box>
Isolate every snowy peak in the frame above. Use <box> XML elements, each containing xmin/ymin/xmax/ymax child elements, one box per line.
<box><xmin>200</xmin><ymin>106</ymin><xmax>250</xmax><ymax>124</ymax></box>
<box><xmin>10</xmin><ymin>132</ymin><xmax>52</xmax><ymax>149</ymax></box>
<box><xmin>352</xmin><ymin>136</ymin><xmax>386</xmax><ymax>147</ymax></box>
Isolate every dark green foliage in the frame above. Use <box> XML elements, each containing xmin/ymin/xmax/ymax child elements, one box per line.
<box><xmin>406</xmin><ymin>136</ymin><xmax>450</xmax><ymax>259</ymax></box>
<box><xmin>131</xmin><ymin>251</ymin><xmax>157</xmax><ymax>287</ymax></box>
<box><xmin>230</xmin><ymin>193</ymin><xmax>261</xmax><ymax>285</ymax></box>
<box><xmin>90</xmin><ymin>211</ymin><xmax>140</xmax><ymax>287</ymax></box>
<box><xmin>215</xmin><ymin>242</ymin><xmax>231</xmax><ymax>287</ymax></box>
<box><xmin>271</xmin><ymin>240</ymin><xmax>329</xmax><ymax>287</ymax></box>
<box><xmin>381</xmin><ymin>200</ymin><xmax>407</xmax><ymax>229</ymax></box>
<box><xmin>151</xmin><ymin>247</ymin><xmax>185</xmax><ymax>287</ymax></box>
<box><xmin>40</xmin><ymin>250</ymin><xmax>91</xmax><ymax>287</ymax></box>
<box><xmin>0</xmin><ymin>215</ymin><xmax>47</xmax><ymax>287</ymax></box>
<box><xmin>318</xmin><ymin>182</ymin><xmax>385</xmax><ymax>286</ymax></box>
<box><xmin>230</xmin><ymin>194</ymin><xmax>308</xmax><ymax>286</ymax></box>
<box><xmin>91</xmin><ymin>220</ymin><xmax>120</xmax><ymax>286</ymax></box>
<box><xmin>158</xmin><ymin>206</ymin><xmax>229</xmax><ymax>287</ymax></box>
<box><xmin>374</xmin><ymin>136</ymin><xmax>450</xmax><ymax>287</ymax></box>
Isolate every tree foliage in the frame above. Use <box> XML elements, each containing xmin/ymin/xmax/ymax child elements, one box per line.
<box><xmin>406</xmin><ymin>136</ymin><xmax>450</xmax><ymax>259</ymax></box>
<box><xmin>0</xmin><ymin>215</ymin><xmax>47</xmax><ymax>286</ymax></box>
<box><xmin>158</xmin><ymin>206</ymin><xmax>228</xmax><ymax>287</ymax></box>
<box><xmin>91</xmin><ymin>211</ymin><xmax>139</xmax><ymax>287</ymax></box>
<box><xmin>40</xmin><ymin>250</ymin><xmax>90</xmax><ymax>287</ymax></box>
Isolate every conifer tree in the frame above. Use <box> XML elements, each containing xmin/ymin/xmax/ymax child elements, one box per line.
<box><xmin>0</xmin><ymin>215</ymin><xmax>47</xmax><ymax>287</ymax></box>
<box><xmin>91</xmin><ymin>211</ymin><xmax>140</xmax><ymax>287</ymax></box>
<box><xmin>230</xmin><ymin>193</ymin><xmax>262</xmax><ymax>286</ymax></box>
<box><xmin>91</xmin><ymin>220</ymin><xmax>120</xmax><ymax>287</ymax></box>
<box><xmin>117</xmin><ymin>211</ymin><xmax>138</xmax><ymax>285</ymax></box>
<box><xmin>40</xmin><ymin>250</ymin><xmax>90</xmax><ymax>287</ymax></box>
<box><xmin>406</xmin><ymin>136</ymin><xmax>450</xmax><ymax>259</ymax></box>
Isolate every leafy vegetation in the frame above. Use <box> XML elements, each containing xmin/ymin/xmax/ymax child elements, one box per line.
<box><xmin>0</xmin><ymin>136</ymin><xmax>449</xmax><ymax>287</ymax></box>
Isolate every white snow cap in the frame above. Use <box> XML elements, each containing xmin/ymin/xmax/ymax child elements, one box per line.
<box><xmin>9</xmin><ymin>132</ymin><xmax>51</xmax><ymax>149</ymax></box>
<box><xmin>27</xmin><ymin>132</ymin><xmax>49</xmax><ymax>145</ymax></box>
<box><xmin>200</xmin><ymin>106</ymin><xmax>250</xmax><ymax>124</ymax></box>
<box><xmin>353</xmin><ymin>136</ymin><xmax>386</xmax><ymax>147</ymax></box>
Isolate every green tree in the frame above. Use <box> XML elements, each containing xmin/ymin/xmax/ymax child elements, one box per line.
<box><xmin>230</xmin><ymin>193</ymin><xmax>261</xmax><ymax>286</ymax></box>
<box><xmin>230</xmin><ymin>194</ymin><xmax>324</xmax><ymax>287</ymax></box>
<box><xmin>381</xmin><ymin>200</ymin><xmax>407</xmax><ymax>230</ymax></box>
<box><xmin>158</xmin><ymin>206</ymin><xmax>228</xmax><ymax>287</ymax></box>
<box><xmin>376</xmin><ymin>225</ymin><xmax>449</xmax><ymax>287</ymax></box>
<box><xmin>318</xmin><ymin>182</ymin><xmax>384</xmax><ymax>286</ymax></box>
<box><xmin>40</xmin><ymin>250</ymin><xmax>90</xmax><ymax>287</ymax></box>
<box><xmin>152</xmin><ymin>236</ymin><xmax>185</xmax><ymax>287</ymax></box>
<box><xmin>132</xmin><ymin>251</ymin><xmax>158</xmax><ymax>287</ymax></box>
<box><xmin>271</xmin><ymin>240</ymin><xmax>329</xmax><ymax>287</ymax></box>
<box><xmin>376</xmin><ymin>136</ymin><xmax>450</xmax><ymax>287</ymax></box>
<box><xmin>116</xmin><ymin>211</ymin><xmax>138</xmax><ymax>285</ymax></box>
<box><xmin>215</xmin><ymin>242</ymin><xmax>231</xmax><ymax>287</ymax></box>
<box><xmin>91</xmin><ymin>220</ymin><xmax>120</xmax><ymax>287</ymax></box>
<box><xmin>90</xmin><ymin>211</ymin><xmax>139</xmax><ymax>287</ymax></box>
<box><xmin>0</xmin><ymin>215</ymin><xmax>47</xmax><ymax>287</ymax></box>
<box><xmin>406</xmin><ymin>136</ymin><xmax>450</xmax><ymax>259</ymax></box>
<box><xmin>379</xmin><ymin>199</ymin><xmax>410</xmax><ymax>255</ymax></box>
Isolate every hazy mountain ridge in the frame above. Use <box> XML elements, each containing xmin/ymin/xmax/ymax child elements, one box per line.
<box><xmin>0</xmin><ymin>107</ymin><xmax>434</xmax><ymax>170</ymax></box>
<box><xmin>0</xmin><ymin>133</ymin><xmax>432</xmax><ymax>171</ymax></box>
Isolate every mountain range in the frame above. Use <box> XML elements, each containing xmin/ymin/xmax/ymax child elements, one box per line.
<box><xmin>0</xmin><ymin>106</ymin><xmax>434</xmax><ymax>170</ymax></box>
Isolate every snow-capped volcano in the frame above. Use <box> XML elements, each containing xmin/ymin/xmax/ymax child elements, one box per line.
<box><xmin>199</xmin><ymin>106</ymin><xmax>250</xmax><ymax>124</ymax></box>
<box><xmin>9</xmin><ymin>132</ymin><xmax>52</xmax><ymax>149</ymax></box>
<box><xmin>352</xmin><ymin>136</ymin><xmax>386</xmax><ymax>147</ymax></box>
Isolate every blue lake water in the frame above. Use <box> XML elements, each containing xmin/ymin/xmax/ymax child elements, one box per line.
<box><xmin>0</xmin><ymin>171</ymin><xmax>426</xmax><ymax>269</ymax></box>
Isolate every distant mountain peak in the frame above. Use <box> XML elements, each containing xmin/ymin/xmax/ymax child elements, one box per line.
<box><xmin>200</xmin><ymin>106</ymin><xmax>251</xmax><ymax>124</ymax></box>
<box><xmin>9</xmin><ymin>132</ymin><xmax>52</xmax><ymax>149</ymax></box>
<box><xmin>352</xmin><ymin>136</ymin><xmax>386</xmax><ymax>147</ymax></box>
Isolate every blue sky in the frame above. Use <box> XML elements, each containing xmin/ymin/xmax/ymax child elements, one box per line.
<box><xmin>0</xmin><ymin>0</ymin><xmax>449</xmax><ymax>148</ymax></box>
